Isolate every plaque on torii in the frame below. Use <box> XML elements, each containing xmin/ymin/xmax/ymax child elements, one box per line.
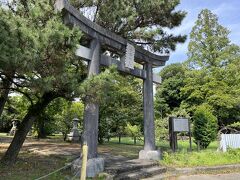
<box><xmin>125</xmin><ymin>43</ymin><xmax>135</xmax><ymax>69</ymax></box>
<box><xmin>55</xmin><ymin>0</ymin><xmax>169</xmax><ymax>163</ymax></box>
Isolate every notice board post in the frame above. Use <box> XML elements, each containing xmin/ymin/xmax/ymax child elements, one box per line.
<box><xmin>169</xmin><ymin>117</ymin><xmax>192</xmax><ymax>152</ymax></box>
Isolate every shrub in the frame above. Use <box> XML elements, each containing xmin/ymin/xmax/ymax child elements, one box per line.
<box><xmin>228</xmin><ymin>122</ymin><xmax>240</xmax><ymax>131</ymax></box>
<box><xmin>155</xmin><ymin>118</ymin><xmax>168</xmax><ymax>141</ymax></box>
<box><xmin>125</xmin><ymin>123</ymin><xmax>142</xmax><ymax>144</ymax></box>
<box><xmin>193</xmin><ymin>104</ymin><xmax>218</xmax><ymax>149</ymax></box>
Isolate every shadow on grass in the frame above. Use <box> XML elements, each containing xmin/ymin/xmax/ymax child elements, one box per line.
<box><xmin>0</xmin><ymin>152</ymin><xmax>76</xmax><ymax>180</ymax></box>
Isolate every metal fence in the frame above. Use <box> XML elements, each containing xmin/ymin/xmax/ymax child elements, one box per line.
<box><xmin>220</xmin><ymin>134</ymin><xmax>240</xmax><ymax>152</ymax></box>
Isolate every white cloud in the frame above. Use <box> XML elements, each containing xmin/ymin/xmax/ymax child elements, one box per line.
<box><xmin>212</xmin><ymin>3</ymin><xmax>238</xmax><ymax>16</ymax></box>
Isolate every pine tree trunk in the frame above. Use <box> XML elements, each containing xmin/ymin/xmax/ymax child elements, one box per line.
<box><xmin>0</xmin><ymin>78</ymin><xmax>12</xmax><ymax>118</ymax></box>
<box><xmin>0</xmin><ymin>92</ymin><xmax>57</xmax><ymax>165</ymax></box>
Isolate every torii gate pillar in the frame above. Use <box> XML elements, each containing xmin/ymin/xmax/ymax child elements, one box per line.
<box><xmin>139</xmin><ymin>63</ymin><xmax>161</xmax><ymax>160</ymax></box>
<box><xmin>143</xmin><ymin>63</ymin><xmax>155</xmax><ymax>150</ymax></box>
<box><xmin>82</xmin><ymin>39</ymin><xmax>100</xmax><ymax>159</ymax></box>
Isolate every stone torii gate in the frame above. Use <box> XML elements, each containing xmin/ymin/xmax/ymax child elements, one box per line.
<box><xmin>55</xmin><ymin>0</ymin><xmax>169</xmax><ymax>161</ymax></box>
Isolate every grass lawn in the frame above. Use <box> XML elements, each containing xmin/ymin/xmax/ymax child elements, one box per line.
<box><xmin>161</xmin><ymin>148</ymin><xmax>240</xmax><ymax>167</ymax></box>
<box><xmin>0</xmin><ymin>134</ymin><xmax>240</xmax><ymax>179</ymax></box>
<box><xmin>108</xmin><ymin>136</ymin><xmax>218</xmax><ymax>151</ymax></box>
<box><xmin>0</xmin><ymin>153</ymin><xmax>72</xmax><ymax>180</ymax></box>
<box><xmin>0</xmin><ymin>132</ymin><xmax>12</xmax><ymax>138</ymax></box>
<box><xmin>99</xmin><ymin>142</ymin><xmax>142</xmax><ymax>158</ymax></box>
<box><xmin>107</xmin><ymin>136</ymin><xmax>240</xmax><ymax>168</ymax></box>
<box><xmin>0</xmin><ymin>135</ymin><xmax>78</xmax><ymax>180</ymax></box>
<box><xmin>0</xmin><ymin>135</ymin><xmax>143</xmax><ymax>179</ymax></box>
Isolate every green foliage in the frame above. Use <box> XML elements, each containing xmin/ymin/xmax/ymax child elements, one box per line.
<box><xmin>124</xmin><ymin>123</ymin><xmax>142</xmax><ymax>143</ymax></box>
<box><xmin>160</xmin><ymin>63</ymin><xmax>186</xmax><ymax>82</ymax></box>
<box><xmin>155</xmin><ymin>118</ymin><xmax>168</xmax><ymax>141</ymax></box>
<box><xmin>188</xmin><ymin>9</ymin><xmax>233</xmax><ymax>68</ymax></box>
<box><xmin>193</xmin><ymin>104</ymin><xmax>218</xmax><ymax>149</ymax></box>
<box><xmin>182</xmin><ymin>9</ymin><xmax>240</xmax><ymax>125</ymax></box>
<box><xmin>98</xmin><ymin>70</ymin><xmax>143</xmax><ymax>143</ymax></box>
<box><xmin>0</xmin><ymin>0</ymin><xmax>83</xmax><ymax>101</ymax></box>
<box><xmin>0</xmin><ymin>96</ymin><xmax>30</xmax><ymax>132</ymax></box>
<box><xmin>0</xmin><ymin>1</ymin><xmax>85</xmax><ymax>164</ymax></box>
<box><xmin>155</xmin><ymin>64</ymin><xmax>190</xmax><ymax>141</ymax></box>
<box><xmin>169</xmin><ymin>107</ymin><xmax>190</xmax><ymax>118</ymax></box>
<box><xmin>35</xmin><ymin>98</ymin><xmax>84</xmax><ymax>139</ymax></box>
<box><xmin>0</xmin><ymin>5</ymin><xmax>36</xmax><ymax>75</ymax></box>
<box><xmin>181</xmin><ymin>67</ymin><xmax>240</xmax><ymax>123</ymax></box>
<box><xmin>155</xmin><ymin>108</ymin><xmax>190</xmax><ymax>142</ymax></box>
<box><xmin>155</xmin><ymin>63</ymin><xmax>186</xmax><ymax>118</ymax></box>
<box><xmin>228</xmin><ymin>122</ymin><xmax>240</xmax><ymax>129</ymax></box>
<box><xmin>79</xmin><ymin>66</ymin><xmax>119</xmax><ymax>103</ymax></box>
<box><xmin>6</xmin><ymin>96</ymin><xmax>30</xmax><ymax>120</ymax></box>
<box><xmin>162</xmin><ymin>148</ymin><xmax>240</xmax><ymax>167</ymax></box>
<box><xmin>0</xmin><ymin>0</ymin><xmax>84</xmax><ymax>131</ymax></box>
<box><xmin>77</xmin><ymin>66</ymin><xmax>144</xmax><ymax>143</ymax></box>
<box><xmin>54</xmin><ymin>100</ymin><xmax>84</xmax><ymax>139</ymax></box>
<box><xmin>72</xmin><ymin>0</ymin><xmax>186</xmax><ymax>53</ymax></box>
<box><xmin>0</xmin><ymin>95</ymin><xmax>84</xmax><ymax>138</ymax></box>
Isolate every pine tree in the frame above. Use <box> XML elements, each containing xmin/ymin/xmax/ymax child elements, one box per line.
<box><xmin>0</xmin><ymin>0</ymin><xmax>83</xmax><ymax>164</ymax></box>
<box><xmin>71</xmin><ymin>0</ymin><xmax>187</xmax><ymax>53</ymax></box>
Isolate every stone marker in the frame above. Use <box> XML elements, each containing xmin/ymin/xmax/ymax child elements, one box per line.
<box><xmin>67</xmin><ymin>117</ymin><xmax>80</xmax><ymax>142</ymax></box>
<box><xmin>139</xmin><ymin>149</ymin><xmax>161</xmax><ymax>160</ymax></box>
<box><xmin>9</xmin><ymin>119</ymin><xmax>18</xmax><ymax>136</ymax></box>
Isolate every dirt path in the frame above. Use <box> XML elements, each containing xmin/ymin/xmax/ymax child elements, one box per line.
<box><xmin>0</xmin><ymin>136</ymin><xmax>115</xmax><ymax>157</ymax></box>
<box><xmin>0</xmin><ymin>136</ymin><xmax>81</xmax><ymax>156</ymax></box>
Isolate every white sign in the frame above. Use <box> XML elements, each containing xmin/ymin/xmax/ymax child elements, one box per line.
<box><xmin>173</xmin><ymin>118</ymin><xmax>189</xmax><ymax>132</ymax></box>
<box><xmin>125</xmin><ymin>43</ymin><xmax>135</xmax><ymax>69</ymax></box>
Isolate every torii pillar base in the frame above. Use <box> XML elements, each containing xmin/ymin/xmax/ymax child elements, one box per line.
<box><xmin>139</xmin><ymin>150</ymin><xmax>161</xmax><ymax>160</ymax></box>
<box><xmin>72</xmin><ymin>157</ymin><xmax>105</xmax><ymax>178</ymax></box>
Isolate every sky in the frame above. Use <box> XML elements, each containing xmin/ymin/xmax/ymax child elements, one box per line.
<box><xmin>167</xmin><ymin>0</ymin><xmax>240</xmax><ymax>65</ymax></box>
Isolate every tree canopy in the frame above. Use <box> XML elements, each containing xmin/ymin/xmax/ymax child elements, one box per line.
<box><xmin>72</xmin><ymin>0</ymin><xmax>187</xmax><ymax>53</ymax></box>
<box><xmin>155</xmin><ymin>9</ymin><xmax>240</xmax><ymax>130</ymax></box>
<box><xmin>0</xmin><ymin>0</ymin><xmax>189</xmax><ymax>165</ymax></box>
<box><xmin>182</xmin><ymin>9</ymin><xmax>240</xmax><ymax>125</ymax></box>
<box><xmin>0</xmin><ymin>0</ymin><xmax>84</xmax><ymax>164</ymax></box>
